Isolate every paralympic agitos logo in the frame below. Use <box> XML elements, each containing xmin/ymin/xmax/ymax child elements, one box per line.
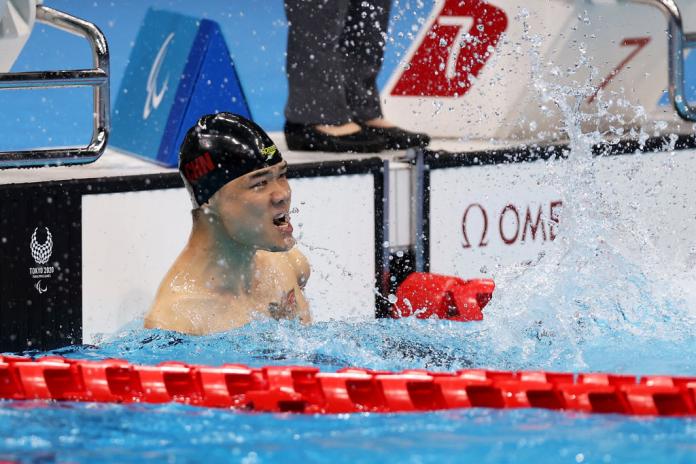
<box><xmin>143</xmin><ymin>32</ymin><xmax>175</xmax><ymax>120</ymax></box>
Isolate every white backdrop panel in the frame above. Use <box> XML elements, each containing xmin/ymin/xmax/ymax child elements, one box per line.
<box><xmin>430</xmin><ymin>159</ymin><xmax>562</xmax><ymax>278</ymax></box>
<box><xmin>429</xmin><ymin>149</ymin><xmax>696</xmax><ymax>280</ymax></box>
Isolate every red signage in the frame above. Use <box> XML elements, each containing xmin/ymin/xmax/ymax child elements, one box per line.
<box><xmin>391</xmin><ymin>0</ymin><xmax>508</xmax><ymax>97</ymax></box>
<box><xmin>462</xmin><ymin>201</ymin><xmax>562</xmax><ymax>248</ymax></box>
<box><xmin>183</xmin><ymin>152</ymin><xmax>214</xmax><ymax>182</ymax></box>
<box><xmin>587</xmin><ymin>37</ymin><xmax>651</xmax><ymax>104</ymax></box>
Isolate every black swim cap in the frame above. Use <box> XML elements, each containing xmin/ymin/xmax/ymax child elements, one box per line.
<box><xmin>179</xmin><ymin>113</ymin><xmax>284</xmax><ymax>207</ymax></box>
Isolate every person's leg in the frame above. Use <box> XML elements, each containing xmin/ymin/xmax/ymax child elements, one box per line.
<box><xmin>341</xmin><ymin>0</ymin><xmax>430</xmax><ymax>149</ymax></box>
<box><xmin>283</xmin><ymin>0</ymin><xmax>388</xmax><ymax>152</ymax></box>
<box><xmin>284</xmin><ymin>0</ymin><xmax>352</xmax><ymax>125</ymax></box>
<box><xmin>341</xmin><ymin>0</ymin><xmax>392</xmax><ymax>122</ymax></box>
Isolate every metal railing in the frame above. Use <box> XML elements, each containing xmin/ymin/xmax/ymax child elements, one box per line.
<box><xmin>0</xmin><ymin>4</ymin><xmax>109</xmax><ymax>168</ymax></box>
<box><xmin>630</xmin><ymin>0</ymin><xmax>696</xmax><ymax>121</ymax></box>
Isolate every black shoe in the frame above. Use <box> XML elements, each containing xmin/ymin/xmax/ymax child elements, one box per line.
<box><xmin>284</xmin><ymin>122</ymin><xmax>388</xmax><ymax>153</ymax></box>
<box><xmin>360</xmin><ymin>124</ymin><xmax>430</xmax><ymax>150</ymax></box>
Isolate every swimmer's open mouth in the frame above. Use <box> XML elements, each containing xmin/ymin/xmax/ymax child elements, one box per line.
<box><xmin>273</xmin><ymin>213</ymin><xmax>289</xmax><ymax>227</ymax></box>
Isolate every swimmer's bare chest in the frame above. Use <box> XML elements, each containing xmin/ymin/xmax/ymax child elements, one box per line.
<box><xmin>201</xmin><ymin>281</ymin><xmax>308</xmax><ymax>332</ymax></box>
<box><xmin>146</xmin><ymin>250</ymin><xmax>310</xmax><ymax>335</ymax></box>
<box><xmin>179</xmin><ymin>257</ymin><xmax>308</xmax><ymax>331</ymax></box>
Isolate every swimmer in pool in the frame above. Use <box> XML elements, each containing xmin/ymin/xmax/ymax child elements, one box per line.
<box><xmin>145</xmin><ymin>113</ymin><xmax>311</xmax><ymax>335</ymax></box>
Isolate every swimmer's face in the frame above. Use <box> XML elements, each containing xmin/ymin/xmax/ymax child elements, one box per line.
<box><xmin>207</xmin><ymin>161</ymin><xmax>294</xmax><ymax>252</ymax></box>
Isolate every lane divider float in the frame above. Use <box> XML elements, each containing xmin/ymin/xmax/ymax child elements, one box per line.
<box><xmin>1</xmin><ymin>356</ymin><xmax>695</xmax><ymax>416</ymax></box>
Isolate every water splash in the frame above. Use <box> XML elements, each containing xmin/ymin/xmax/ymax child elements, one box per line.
<box><xmin>477</xmin><ymin>9</ymin><xmax>695</xmax><ymax>371</ymax></box>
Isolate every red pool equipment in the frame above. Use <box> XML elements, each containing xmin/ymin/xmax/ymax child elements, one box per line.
<box><xmin>391</xmin><ymin>273</ymin><xmax>495</xmax><ymax>321</ymax></box>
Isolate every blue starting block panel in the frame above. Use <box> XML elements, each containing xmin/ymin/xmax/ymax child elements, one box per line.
<box><xmin>111</xmin><ymin>9</ymin><xmax>251</xmax><ymax>167</ymax></box>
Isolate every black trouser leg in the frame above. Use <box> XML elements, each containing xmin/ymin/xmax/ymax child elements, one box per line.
<box><xmin>342</xmin><ymin>0</ymin><xmax>392</xmax><ymax>122</ymax></box>
<box><xmin>284</xmin><ymin>0</ymin><xmax>352</xmax><ymax>125</ymax></box>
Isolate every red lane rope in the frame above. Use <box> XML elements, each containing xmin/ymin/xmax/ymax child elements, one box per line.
<box><xmin>1</xmin><ymin>355</ymin><xmax>695</xmax><ymax>416</ymax></box>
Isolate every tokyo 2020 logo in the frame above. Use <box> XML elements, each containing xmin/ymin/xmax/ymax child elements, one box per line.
<box><xmin>30</xmin><ymin>227</ymin><xmax>53</xmax><ymax>265</ymax></box>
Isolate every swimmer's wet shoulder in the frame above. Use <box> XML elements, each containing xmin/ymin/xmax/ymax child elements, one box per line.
<box><xmin>144</xmin><ymin>113</ymin><xmax>312</xmax><ymax>335</ymax></box>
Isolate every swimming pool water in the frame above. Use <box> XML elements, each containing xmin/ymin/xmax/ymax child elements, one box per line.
<box><xmin>2</xmin><ymin>396</ymin><xmax>696</xmax><ymax>464</ymax></box>
<box><xmin>1</xmin><ymin>316</ymin><xmax>695</xmax><ymax>464</ymax></box>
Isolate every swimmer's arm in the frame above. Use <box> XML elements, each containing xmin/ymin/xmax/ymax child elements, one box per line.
<box><xmin>294</xmin><ymin>289</ymin><xmax>311</xmax><ymax>324</ymax></box>
<box><xmin>144</xmin><ymin>305</ymin><xmax>197</xmax><ymax>335</ymax></box>
<box><xmin>287</xmin><ymin>246</ymin><xmax>310</xmax><ymax>288</ymax></box>
<box><xmin>144</xmin><ymin>296</ymin><xmax>169</xmax><ymax>330</ymax></box>
<box><xmin>144</xmin><ymin>297</ymin><xmax>213</xmax><ymax>335</ymax></box>
<box><xmin>144</xmin><ymin>311</ymin><xmax>190</xmax><ymax>333</ymax></box>
<box><xmin>286</xmin><ymin>248</ymin><xmax>310</xmax><ymax>323</ymax></box>
<box><xmin>145</xmin><ymin>272</ymin><xmax>184</xmax><ymax>331</ymax></box>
